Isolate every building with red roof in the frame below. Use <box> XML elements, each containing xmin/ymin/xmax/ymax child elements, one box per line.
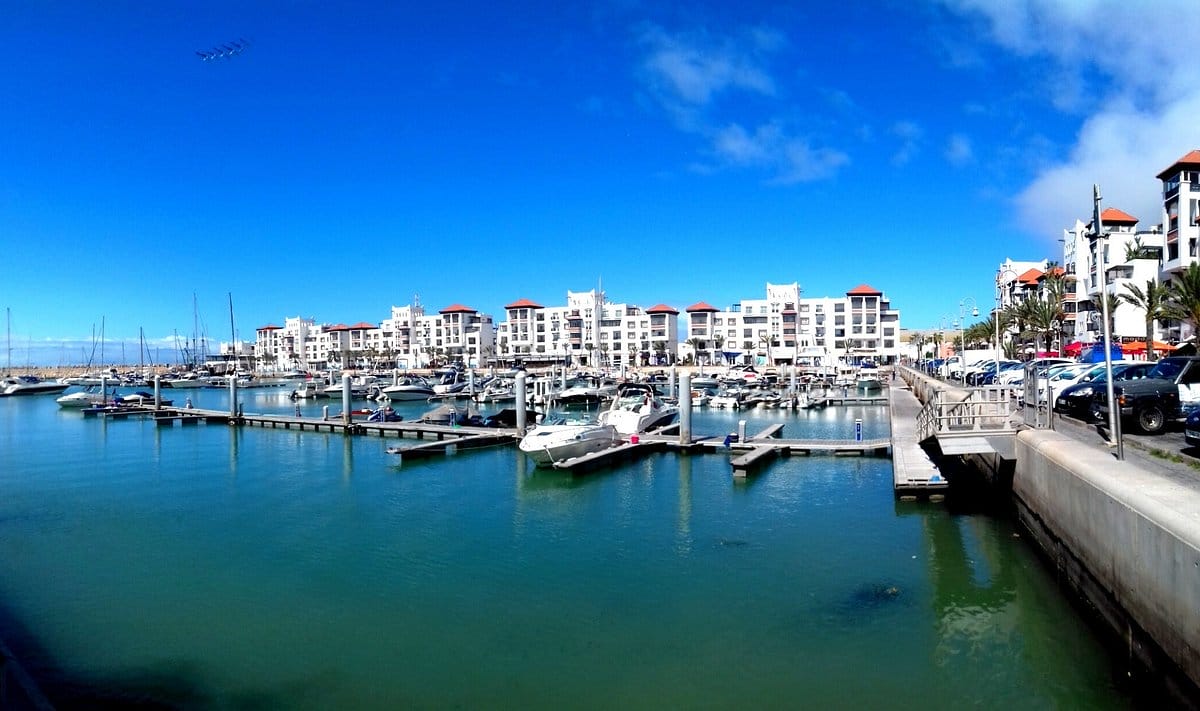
<box><xmin>681</xmin><ymin>282</ymin><xmax>901</xmax><ymax>367</ymax></box>
<box><xmin>495</xmin><ymin>289</ymin><xmax>680</xmax><ymax>367</ymax></box>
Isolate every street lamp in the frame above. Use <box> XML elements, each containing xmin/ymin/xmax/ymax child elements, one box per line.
<box><xmin>995</xmin><ymin>267</ymin><xmax>1018</xmax><ymax>385</ymax></box>
<box><xmin>959</xmin><ymin>297</ymin><xmax>979</xmax><ymax>385</ymax></box>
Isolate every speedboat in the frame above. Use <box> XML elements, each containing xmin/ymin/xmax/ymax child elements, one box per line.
<box><xmin>518</xmin><ymin>417</ymin><xmax>620</xmax><ymax>467</ymax></box>
<box><xmin>596</xmin><ymin>382</ymin><xmax>679</xmax><ymax>435</ymax></box>
<box><xmin>117</xmin><ymin>391</ymin><xmax>173</xmax><ymax>406</ymax></box>
<box><xmin>291</xmin><ymin>380</ymin><xmax>330</xmax><ymax>399</ymax></box>
<box><xmin>56</xmin><ymin>385</ymin><xmax>110</xmax><ymax>408</ymax></box>
<box><xmin>0</xmin><ymin>375</ymin><xmax>69</xmax><ymax>397</ymax></box>
<box><xmin>380</xmin><ymin>376</ymin><xmax>436</xmax><ymax>402</ymax></box>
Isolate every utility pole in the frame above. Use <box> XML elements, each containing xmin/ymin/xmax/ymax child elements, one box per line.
<box><xmin>1094</xmin><ymin>184</ymin><xmax>1124</xmax><ymax>460</ymax></box>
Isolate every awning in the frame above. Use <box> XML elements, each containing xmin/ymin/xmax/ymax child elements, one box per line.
<box><xmin>1064</xmin><ymin>341</ymin><xmax>1084</xmax><ymax>356</ymax></box>
<box><xmin>1121</xmin><ymin>340</ymin><xmax>1177</xmax><ymax>354</ymax></box>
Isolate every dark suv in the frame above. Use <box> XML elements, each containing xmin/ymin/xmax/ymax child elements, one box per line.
<box><xmin>1097</xmin><ymin>356</ymin><xmax>1200</xmax><ymax>434</ymax></box>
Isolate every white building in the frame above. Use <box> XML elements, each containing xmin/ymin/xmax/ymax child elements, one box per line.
<box><xmin>1062</xmin><ymin>208</ymin><xmax>1164</xmax><ymax>344</ymax></box>
<box><xmin>495</xmin><ymin>289</ymin><xmax>679</xmax><ymax>368</ymax></box>
<box><xmin>684</xmin><ymin>282</ymin><xmax>902</xmax><ymax>367</ymax></box>
<box><xmin>253</xmin><ymin>301</ymin><xmax>495</xmax><ymax>371</ymax></box>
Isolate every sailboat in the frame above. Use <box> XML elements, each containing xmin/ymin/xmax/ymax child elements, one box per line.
<box><xmin>1</xmin><ymin>307</ymin><xmax>69</xmax><ymax>397</ymax></box>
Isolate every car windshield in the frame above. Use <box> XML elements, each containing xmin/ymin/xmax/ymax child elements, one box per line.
<box><xmin>1148</xmin><ymin>360</ymin><xmax>1186</xmax><ymax>380</ymax></box>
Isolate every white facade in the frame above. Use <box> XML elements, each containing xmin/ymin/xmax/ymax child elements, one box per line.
<box><xmin>495</xmin><ymin>289</ymin><xmax>679</xmax><ymax>368</ymax></box>
<box><xmin>684</xmin><ymin>283</ymin><xmax>902</xmax><ymax>366</ymax></box>
<box><xmin>253</xmin><ymin>302</ymin><xmax>495</xmax><ymax>371</ymax></box>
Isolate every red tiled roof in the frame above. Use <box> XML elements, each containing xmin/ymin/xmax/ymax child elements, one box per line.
<box><xmin>1099</xmin><ymin>207</ymin><xmax>1138</xmax><ymax>224</ymax></box>
<box><xmin>326</xmin><ymin>323</ymin><xmax>351</xmax><ymax>332</ymax></box>
<box><xmin>1156</xmin><ymin>149</ymin><xmax>1200</xmax><ymax>180</ymax></box>
<box><xmin>1045</xmin><ymin>266</ymin><xmax>1065</xmax><ymax>277</ymax></box>
<box><xmin>1017</xmin><ymin>268</ymin><xmax>1043</xmax><ymax>284</ymax></box>
<box><xmin>846</xmin><ymin>284</ymin><xmax>882</xmax><ymax>295</ymax></box>
<box><xmin>439</xmin><ymin>304</ymin><xmax>477</xmax><ymax>314</ymax></box>
<box><xmin>504</xmin><ymin>298</ymin><xmax>543</xmax><ymax>309</ymax></box>
<box><xmin>685</xmin><ymin>301</ymin><xmax>718</xmax><ymax>312</ymax></box>
<box><xmin>257</xmin><ymin>324</ymin><xmax>282</xmax><ymax>331</ymax></box>
<box><xmin>349</xmin><ymin>322</ymin><xmax>376</xmax><ymax>330</ymax></box>
<box><xmin>646</xmin><ymin>304</ymin><xmax>678</xmax><ymax>314</ymax></box>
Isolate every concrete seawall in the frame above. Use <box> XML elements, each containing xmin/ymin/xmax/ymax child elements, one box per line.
<box><xmin>1014</xmin><ymin>428</ymin><xmax>1200</xmax><ymax>702</ymax></box>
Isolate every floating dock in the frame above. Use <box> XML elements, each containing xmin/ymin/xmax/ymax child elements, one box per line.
<box><xmin>888</xmin><ymin>381</ymin><xmax>949</xmax><ymax>497</ymax></box>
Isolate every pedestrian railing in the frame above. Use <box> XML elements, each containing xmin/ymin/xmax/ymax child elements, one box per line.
<box><xmin>916</xmin><ymin>386</ymin><xmax>1019</xmax><ymax>442</ymax></box>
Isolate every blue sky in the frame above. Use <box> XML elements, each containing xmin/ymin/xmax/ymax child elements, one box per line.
<box><xmin>4</xmin><ymin>1</ymin><xmax>1200</xmax><ymax>366</ymax></box>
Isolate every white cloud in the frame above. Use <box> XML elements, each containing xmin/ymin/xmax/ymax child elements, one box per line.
<box><xmin>633</xmin><ymin>24</ymin><xmax>848</xmax><ymax>184</ymax></box>
<box><xmin>938</xmin><ymin>0</ymin><xmax>1200</xmax><ymax>236</ymax></box>
<box><xmin>709</xmin><ymin>122</ymin><xmax>848</xmax><ymax>183</ymax></box>
<box><xmin>945</xmin><ymin>134</ymin><xmax>973</xmax><ymax>166</ymax></box>
<box><xmin>637</xmin><ymin>25</ymin><xmax>777</xmax><ymax>107</ymax></box>
<box><xmin>890</xmin><ymin>121</ymin><xmax>922</xmax><ymax>166</ymax></box>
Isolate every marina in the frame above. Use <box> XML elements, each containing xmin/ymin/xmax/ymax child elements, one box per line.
<box><xmin>0</xmin><ymin>380</ymin><xmax>1147</xmax><ymax>707</ymax></box>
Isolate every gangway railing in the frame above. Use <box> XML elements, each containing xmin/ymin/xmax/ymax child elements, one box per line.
<box><xmin>916</xmin><ymin>386</ymin><xmax>1019</xmax><ymax>442</ymax></box>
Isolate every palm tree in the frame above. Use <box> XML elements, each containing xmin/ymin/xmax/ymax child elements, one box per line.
<box><xmin>712</xmin><ymin>335</ymin><xmax>725</xmax><ymax>366</ymax></box>
<box><xmin>757</xmin><ymin>333</ymin><xmax>774</xmax><ymax>367</ymax></box>
<box><xmin>1120</xmin><ymin>280</ymin><xmax>1169</xmax><ymax>361</ymax></box>
<box><xmin>1164</xmin><ymin>262</ymin><xmax>1200</xmax><ymax>343</ymax></box>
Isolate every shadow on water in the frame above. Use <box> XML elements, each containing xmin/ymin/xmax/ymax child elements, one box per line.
<box><xmin>0</xmin><ymin>586</ymin><xmax>344</xmax><ymax>709</ymax></box>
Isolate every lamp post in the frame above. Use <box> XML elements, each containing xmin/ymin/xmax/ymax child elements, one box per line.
<box><xmin>1093</xmin><ymin>184</ymin><xmax>1123</xmax><ymax>460</ymax></box>
<box><xmin>959</xmin><ymin>297</ymin><xmax>979</xmax><ymax>386</ymax></box>
<box><xmin>995</xmin><ymin>267</ymin><xmax>1018</xmax><ymax>385</ymax></box>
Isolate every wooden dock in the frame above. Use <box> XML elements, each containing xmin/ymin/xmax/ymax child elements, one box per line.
<box><xmin>386</xmin><ymin>433</ymin><xmax>515</xmax><ymax>460</ymax></box>
<box><xmin>85</xmin><ymin>402</ymin><xmax>904</xmax><ymax>480</ymax></box>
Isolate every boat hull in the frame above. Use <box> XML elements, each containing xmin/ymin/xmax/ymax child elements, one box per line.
<box><xmin>518</xmin><ymin>424</ymin><xmax>619</xmax><ymax>467</ymax></box>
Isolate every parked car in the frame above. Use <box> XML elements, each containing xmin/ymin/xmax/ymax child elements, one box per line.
<box><xmin>1185</xmin><ymin>408</ymin><xmax>1200</xmax><ymax>447</ymax></box>
<box><xmin>1054</xmin><ymin>362</ymin><xmax>1154</xmax><ymax>420</ymax></box>
<box><xmin>1097</xmin><ymin>356</ymin><xmax>1200</xmax><ymax>434</ymax></box>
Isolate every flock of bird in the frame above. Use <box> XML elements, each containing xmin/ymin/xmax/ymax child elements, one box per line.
<box><xmin>196</xmin><ymin>39</ymin><xmax>250</xmax><ymax>61</ymax></box>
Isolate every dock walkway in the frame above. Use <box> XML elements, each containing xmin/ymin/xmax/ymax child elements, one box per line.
<box><xmin>889</xmin><ymin>382</ymin><xmax>948</xmax><ymax>496</ymax></box>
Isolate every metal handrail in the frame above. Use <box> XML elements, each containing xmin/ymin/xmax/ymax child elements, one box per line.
<box><xmin>916</xmin><ymin>387</ymin><xmax>1019</xmax><ymax>441</ymax></box>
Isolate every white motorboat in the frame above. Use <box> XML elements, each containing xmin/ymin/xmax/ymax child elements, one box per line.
<box><xmin>162</xmin><ymin>372</ymin><xmax>212</xmax><ymax>389</ymax></box>
<box><xmin>596</xmin><ymin>383</ymin><xmax>679</xmax><ymax>435</ymax></box>
<box><xmin>56</xmin><ymin>385</ymin><xmax>111</xmax><ymax>408</ymax></box>
<box><xmin>291</xmin><ymin>380</ymin><xmax>330</xmax><ymax>399</ymax></box>
<box><xmin>0</xmin><ymin>375</ymin><xmax>69</xmax><ymax>397</ymax></box>
<box><xmin>379</xmin><ymin>376</ymin><xmax>436</xmax><ymax>402</ymax></box>
<box><xmin>518</xmin><ymin>418</ymin><xmax>620</xmax><ymax>467</ymax></box>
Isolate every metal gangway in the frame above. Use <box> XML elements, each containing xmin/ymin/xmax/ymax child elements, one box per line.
<box><xmin>915</xmin><ymin>385</ymin><xmax>1020</xmax><ymax>456</ymax></box>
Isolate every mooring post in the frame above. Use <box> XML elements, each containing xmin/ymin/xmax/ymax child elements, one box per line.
<box><xmin>229</xmin><ymin>375</ymin><xmax>238</xmax><ymax>419</ymax></box>
<box><xmin>738</xmin><ymin>419</ymin><xmax>747</xmax><ymax>443</ymax></box>
<box><xmin>679</xmin><ymin>373</ymin><xmax>692</xmax><ymax>444</ymax></box>
<box><xmin>153</xmin><ymin>374</ymin><xmax>161</xmax><ymax>410</ymax></box>
<box><xmin>468</xmin><ymin>368</ymin><xmax>476</xmax><ymax>397</ymax></box>
<box><xmin>515</xmin><ymin>372</ymin><xmax>527</xmax><ymax>432</ymax></box>
<box><xmin>342</xmin><ymin>374</ymin><xmax>352</xmax><ymax>426</ymax></box>
<box><xmin>668</xmin><ymin>365</ymin><xmax>676</xmax><ymax>399</ymax></box>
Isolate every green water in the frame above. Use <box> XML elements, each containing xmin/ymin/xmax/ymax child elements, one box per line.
<box><xmin>0</xmin><ymin>392</ymin><xmax>1132</xmax><ymax>708</ymax></box>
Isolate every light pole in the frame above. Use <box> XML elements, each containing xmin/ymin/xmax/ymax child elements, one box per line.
<box><xmin>995</xmin><ymin>267</ymin><xmax>1017</xmax><ymax>385</ymax></box>
<box><xmin>959</xmin><ymin>297</ymin><xmax>979</xmax><ymax>386</ymax></box>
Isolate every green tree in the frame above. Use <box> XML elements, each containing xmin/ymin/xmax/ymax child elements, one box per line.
<box><xmin>1120</xmin><ymin>280</ymin><xmax>1169</xmax><ymax>361</ymax></box>
<box><xmin>1164</xmin><ymin>263</ymin><xmax>1200</xmax><ymax>342</ymax></box>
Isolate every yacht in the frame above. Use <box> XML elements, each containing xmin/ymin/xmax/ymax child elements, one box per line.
<box><xmin>596</xmin><ymin>383</ymin><xmax>679</xmax><ymax>435</ymax></box>
<box><xmin>1</xmin><ymin>375</ymin><xmax>69</xmax><ymax>397</ymax></box>
<box><xmin>56</xmin><ymin>385</ymin><xmax>111</xmax><ymax>408</ymax></box>
<box><xmin>379</xmin><ymin>376</ymin><xmax>436</xmax><ymax>402</ymax></box>
<box><xmin>517</xmin><ymin>417</ymin><xmax>620</xmax><ymax>467</ymax></box>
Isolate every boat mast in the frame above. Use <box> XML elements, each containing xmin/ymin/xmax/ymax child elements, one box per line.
<box><xmin>228</xmin><ymin>292</ymin><xmax>237</xmax><ymax>373</ymax></box>
<box><xmin>5</xmin><ymin>307</ymin><xmax>10</xmax><ymax>375</ymax></box>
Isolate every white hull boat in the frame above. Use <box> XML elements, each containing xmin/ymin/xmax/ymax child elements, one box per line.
<box><xmin>518</xmin><ymin>421</ymin><xmax>620</xmax><ymax>467</ymax></box>
<box><xmin>596</xmin><ymin>383</ymin><xmax>679</xmax><ymax>436</ymax></box>
<box><xmin>1</xmin><ymin>376</ymin><xmax>69</xmax><ymax>397</ymax></box>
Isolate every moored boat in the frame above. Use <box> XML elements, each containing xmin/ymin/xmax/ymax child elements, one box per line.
<box><xmin>517</xmin><ymin>417</ymin><xmax>620</xmax><ymax>467</ymax></box>
<box><xmin>596</xmin><ymin>382</ymin><xmax>679</xmax><ymax>435</ymax></box>
<box><xmin>1</xmin><ymin>375</ymin><xmax>69</xmax><ymax>397</ymax></box>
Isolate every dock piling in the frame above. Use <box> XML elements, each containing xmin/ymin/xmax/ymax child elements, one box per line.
<box><xmin>342</xmin><ymin>374</ymin><xmax>352</xmax><ymax>426</ymax></box>
<box><xmin>515</xmin><ymin>372</ymin><xmax>527</xmax><ymax>432</ymax></box>
<box><xmin>679</xmin><ymin>373</ymin><xmax>691</xmax><ymax>444</ymax></box>
<box><xmin>228</xmin><ymin>376</ymin><xmax>238</xmax><ymax>420</ymax></box>
<box><xmin>154</xmin><ymin>375</ymin><xmax>161</xmax><ymax>410</ymax></box>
